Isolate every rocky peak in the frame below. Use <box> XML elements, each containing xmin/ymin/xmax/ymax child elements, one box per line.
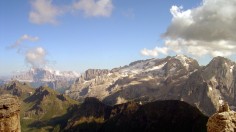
<box><xmin>210</xmin><ymin>56</ymin><xmax>232</xmax><ymax>64</ymax></box>
<box><xmin>35</xmin><ymin>86</ymin><xmax>55</xmax><ymax>95</ymax></box>
<box><xmin>0</xmin><ymin>94</ymin><xmax>21</xmax><ymax>132</ymax></box>
<box><xmin>203</xmin><ymin>56</ymin><xmax>235</xmax><ymax>78</ymax></box>
<box><xmin>207</xmin><ymin>102</ymin><xmax>236</xmax><ymax>132</ymax></box>
<box><xmin>174</xmin><ymin>55</ymin><xmax>200</xmax><ymax>70</ymax></box>
<box><xmin>26</xmin><ymin>86</ymin><xmax>56</xmax><ymax>103</ymax></box>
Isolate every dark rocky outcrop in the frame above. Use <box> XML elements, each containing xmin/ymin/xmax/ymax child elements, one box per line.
<box><xmin>64</xmin><ymin>98</ymin><xmax>208</xmax><ymax>132</ymax></box>
<box><xmin>64</xmin><ymin>97</ymin><xmax>112</xmax><ymax>131</ymax></box>
<box><xmin>100</xmin><ymin>100</ymin><xmax>208</xmax><ymax>132</ymax></box>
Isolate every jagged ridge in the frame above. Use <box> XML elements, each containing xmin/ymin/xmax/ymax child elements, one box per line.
<box><xmin>68</xmin><ymin>55</ymin><xmax>236</xmax><ymax>116</ymax></box>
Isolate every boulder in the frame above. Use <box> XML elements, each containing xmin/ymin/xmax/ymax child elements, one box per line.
<box><xmin>207</xmin><ymin>102</ymin><xmax>236</xmax><ymax>132</ymax></box>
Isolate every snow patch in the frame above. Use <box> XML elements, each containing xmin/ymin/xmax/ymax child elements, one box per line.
<box><xmin>107</xmin><ymin>73</ymin><xmax>112</xmax><ymax>76</ymax></box>
<box><xmin>116</xmin><ymin>96</ymin><xmax>127</xmax><ymax>104</ymax></box>
<box><xmin>17</xmin><ymin>79</ymin><xmax>33</xmax><ymax>82</ymax></box>
<box><xmin>224</xmin><ymin>62</ymin><xmax>228</xmax><ymax>67</ymax></box>
<box><xmin>145</xmin><ymin>62</ymin><xmax>167</xmax><ymax>72</ymax></box>
<box><xmin>219</xmin><ymin>99</ymin><xmax>224</xmax><ymax>105</ymax></box>
<box><xmin>208</xmin><ymin>86</ymin><xmax>213</xmax><ymax>91</ymax></box>
<box><xmin>140</xmin><ymin>76</ymin><xmax>153</xmax><ymax>81</ymax></box>
<box><xmin>230</xmin><ymin>65</ymin><xmax>234</xmax><ymax>73</ymax></box>
<box><xmin>175</xmin><ymin>55</ymin><xmax>190</xmax><ymax>70</ymax></box>
<box><xmin>189</xmin><ymin>69</ymin><xmax>198</xmax><ymax>75</ymax></box>
<box><xmin>55</xmin><ymin>70</ymin><xmax>61</xmax><ymax>76</ymax></box>
<box><xmin>210</xmin><ymin>76</ymin><xmax>217</xmax><ymax>83</ymax></box>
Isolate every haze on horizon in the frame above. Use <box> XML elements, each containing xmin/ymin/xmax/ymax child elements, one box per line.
<box><xmin>1</xmin><ymin>0</ymin><xmax>236</xmax><ymax>76</ymax></box>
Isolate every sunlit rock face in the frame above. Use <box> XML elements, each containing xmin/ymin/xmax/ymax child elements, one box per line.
<box><xmin>0</xmin><ymin>94</ymin><xmax>21</xmax><ymax>132</ymax></box>
<box><xmin>207</xmin><ymin>102</ymin><xmax>236</xmax><ymax>132</ymax></box>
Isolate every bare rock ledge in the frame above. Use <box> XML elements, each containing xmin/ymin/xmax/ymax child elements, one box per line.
<box><xmin>0</xmin><ymin>94</ymin><xmax>20</xmax><ymax>132</ymax></box>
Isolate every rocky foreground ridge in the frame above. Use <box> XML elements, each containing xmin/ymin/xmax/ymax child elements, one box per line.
<box><xmin>68</xmin><ymin>55</ymin><xmax>236</xmax><ymax>116</ymax></box>
<box><xmin>207</xmin><ymin>102</ymin><xmax>236</xmax><ymax>132</ymax></box>
<box><xmin>0</xmin><ymin>94</ymin><xmax>21</xmax><ymax>132</ymax></box>
<box><xmin>64</xmin><ymin>97</ymin><xmax>208</xmax><ymax>132</ymax></box>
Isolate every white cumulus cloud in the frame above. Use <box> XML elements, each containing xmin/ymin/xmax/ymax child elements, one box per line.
<box><xmin>141</xmin><ymin>47</ymin><xmax>168</xmax><ymax>57</ymax></box>
<box><xmin>161</xmin><ymin>0</ymin><xmax>236</xmax><ymax>57</ymax></box>
<box><xmin>72</xmin><ymin>0</ymin><xmax>113</xmax><ymax>17</ymax></box>
<box><xmin>9</xmin><ymin>35</ymin><xmax>49</xmax><ymax>68</ymax></box>
<box><xmin>26</xmin><ymin>47</ymin><xmax>48</xmax><ymax>67</ymax></box>
<box><xmin>10</xmin><ymin>34</ymin><xmax>39</xmax><ymax>48</ymax></box>
<box><xmin>29</xmin><ymin>0</ymin><xmax>61</xmax><ymax>24</ymax></box>
<box><xmin>141</xmin><ymin>0</ymin><xmax>236</xmax><ymax>58</ymax></box>
<box><xmin>29</xmin><ymin>0</ymin><xmax>114</xmax><ymax>24</ymax></box>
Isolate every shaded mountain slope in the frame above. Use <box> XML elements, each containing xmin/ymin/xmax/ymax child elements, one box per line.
<box><xmin>64</xmin><ymin>98</ymin><xmax>208</xmax><ymax>132</ymax></box>
<box><xmin>21</xmin><ymin>86</ymin><xmax>78</xmax><ymax>132</ymax></box>
<box><xmin>0</xmin><ymin>81</ymin><xmax>78</xmax><ymax>132</ymax></box>
<box><xmin>0</xmin><ymin>81</ymin><xmax>34</xmax><ymax>99</ymax></box>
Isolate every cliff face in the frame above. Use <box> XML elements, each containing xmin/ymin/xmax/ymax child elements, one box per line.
<box><xmin>207</xmin><ymin>102</ymin><xmax>236</xmax><ymax>132</ymax></box>
<box><xmin>84</xmin><ymin>69</ymin><xmax>109</xmax><ymax>80</ymax></box>
<box><xmin>0</xmin><ymin>94</ymin><xmax>21</xmax><ymax>132</ymax></box>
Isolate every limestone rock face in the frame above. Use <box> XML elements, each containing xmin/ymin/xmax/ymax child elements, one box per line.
<box><xmin>207</xmin><ymin>103</ymin><xmax>236</xmax><ymax>132</ymax></box>
<box><xmin>0</xmin><ymin>94</ymin><xmax>20</xmax><ymax>132</ymax></box>
<box><xmin>84</xmin><ymin>69</ymin><xmax>109</xmax><ymax>80</ymax></box>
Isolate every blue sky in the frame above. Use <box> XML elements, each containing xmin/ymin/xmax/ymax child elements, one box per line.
<box><xmin>1</xmin><ymin>0</ymin><xmax>235</xmax><ymax>75</ymax></box>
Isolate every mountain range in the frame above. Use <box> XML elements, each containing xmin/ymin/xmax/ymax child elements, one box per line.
<box><xmin>3</xmin><ymin>55</ymin><xmax>236</xmax><ymax>116</ymax></box>
<box><xmin>2</xmin><ymin>53</ymin><xmax>235</xmax><ymax>132</ymax></box>
<box><xmin>67</xmin><ymin>55</ymin><xmax>236</xmax><ymax>116</ymax></box>
<box><xmin>0</xmin><ymin>82</ymin><xmax>208</xmax><ymax>132</ymax></box>
<box><xmin>0</xmin><ymin>81</ymin><xmax>78</xmax><ymax>131</ymax></box>
<box><xmin>11</xmin><ymin>67</ymin><xmax>80</xmax><ymax>92</ymax></box>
